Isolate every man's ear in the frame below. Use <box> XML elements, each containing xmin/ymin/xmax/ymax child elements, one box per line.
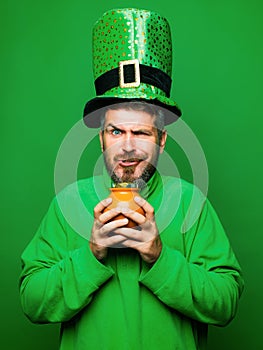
<box><xmin>99</xmin><ymin>130</ymin><xmax>104</xmax><ymax>152</ymax></box>
<box><xmin>159</xmin><ymin>130</ymin><xmax>167</xmax><ymax>154</ymax></box>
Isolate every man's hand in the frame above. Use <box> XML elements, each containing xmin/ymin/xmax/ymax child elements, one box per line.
<box><xmin>114</xmin><ymin>196</ymin><xmax>162</xmax><ymax>264</ymax></box>
<box><xmin>90</xmin><ymin>197</ymin><xmax>129</xmax><ymax>260</ymax></box>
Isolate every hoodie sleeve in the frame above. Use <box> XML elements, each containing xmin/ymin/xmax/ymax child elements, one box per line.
<box><xmin>139</xmin><ymin>199</ymin><xmax>244</xmax><ymax>326</ymax></box>
<box><xmin>19</xmin><ymin>197</ymin><xmax>114</xmax><ymax>324</ymax></box>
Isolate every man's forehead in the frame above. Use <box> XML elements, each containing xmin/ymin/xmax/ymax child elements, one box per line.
<box><xmin>104</xmin><ymin>108</ymin><xmax>156</xmax><ymax>128</ymax></box>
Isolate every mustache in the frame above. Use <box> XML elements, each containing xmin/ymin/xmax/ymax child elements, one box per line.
<box><xmin>113</xmin><ymin>152</ymin><xmax>147</xmax><ymax>162</ymax></box>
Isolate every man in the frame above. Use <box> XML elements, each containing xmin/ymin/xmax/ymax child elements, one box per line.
<box><xmin>90</xmin><ymin>102</ymin><xmax>166</xmax><ymax>263</ymax></box>
<box><xmin>20</xmin><ymin>8</ymin><xmax>244</xmax><ymax>350</ymax></box>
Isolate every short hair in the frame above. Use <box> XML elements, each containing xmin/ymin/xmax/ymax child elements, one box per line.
<box><xmin>100</xmin><ymin>101</ymin><xmax>165</xmax><ymax>141</ymax></box>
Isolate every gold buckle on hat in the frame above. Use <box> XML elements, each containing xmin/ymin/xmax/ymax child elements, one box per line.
<box><xmin>119</xmin><ymin>59</ymin><xmax>140</xmax><ymax>88</ymax></box>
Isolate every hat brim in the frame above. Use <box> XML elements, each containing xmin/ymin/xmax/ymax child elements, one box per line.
<box><xmin>83</xmin><ymin>96</ymin><xmax>182</xmax><ymax>128</ymax></box>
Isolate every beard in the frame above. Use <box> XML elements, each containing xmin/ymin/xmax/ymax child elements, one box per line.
<box><xmin>103</xmin><ymin>151</ymin><xmax>159</xmax><ymax>188</ymax></box>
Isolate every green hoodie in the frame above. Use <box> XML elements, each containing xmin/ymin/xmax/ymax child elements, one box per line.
<box><xmin>20</xmin><ymin>173</ymin><xmax>244</xmax><ymax>349</ymax></box>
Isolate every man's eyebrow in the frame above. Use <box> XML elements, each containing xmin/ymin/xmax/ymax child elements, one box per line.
<box><xmin>104</xmin><ymin>123</ymin><xmax>122</xmax><ymax>130</ymax></box>
<box><xmin>132</xmin><ymin>128</ymin><xmax>154</xmax><ymax>134</ymax></box>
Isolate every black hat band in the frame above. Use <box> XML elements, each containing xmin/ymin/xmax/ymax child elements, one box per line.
<box><xmin>94</xmin><ymin>60</ymin><xmax>172</xmax><ymax>97</ymax></box>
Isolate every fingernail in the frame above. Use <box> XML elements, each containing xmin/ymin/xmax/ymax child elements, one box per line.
<box><xmin>134</xmin><ymin>196</ymin><xmax>141</xmax><ymax>203</ymax></box>
<box><xmin>119</xmin><ymin>218</ymin><xmax>128</xmax><ymax>223</ymax></box>
<box><xmin>120</xmin><ymin>207</ymin><xmax>130</xmax><ymax>213</ymax></box>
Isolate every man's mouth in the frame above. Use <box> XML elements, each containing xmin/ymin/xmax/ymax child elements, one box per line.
<box><xmin>118</xmin><ymin>158</ymin><xmax>142</xmax><ymax>167</ymax></box>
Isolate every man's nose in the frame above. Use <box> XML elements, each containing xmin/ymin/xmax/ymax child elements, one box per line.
<box><xmin>121</xmin><ymin>134</ymin><xmax>136</xmax><ymax>153</ymax></box>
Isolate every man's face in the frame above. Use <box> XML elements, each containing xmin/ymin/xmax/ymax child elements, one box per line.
<box><xmin>100</xmin><ymin>108</ymin><xmax>167</xmax><ymax>185</ymax></box>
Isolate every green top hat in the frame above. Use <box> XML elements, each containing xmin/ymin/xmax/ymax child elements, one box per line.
<box><xmin>83</xmin><ymin>8</ymin><xmax>182</xmax><ymax>128</ymax></box>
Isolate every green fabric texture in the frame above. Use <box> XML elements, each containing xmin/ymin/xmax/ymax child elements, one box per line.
<box><xmin>20</xmin><ymin>173</ymin><xmax>244</xmax><ymax>350</ymax></box>
<box><xmin>92</xmin><ymin>8</ymin><xmax>174</xmax><ymax>104</ymax></box>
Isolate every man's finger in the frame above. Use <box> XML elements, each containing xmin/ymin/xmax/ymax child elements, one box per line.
<box><xmin>93</xmin><ymin>197</ymin><xmax>112</xmax><ymax>218</ymax></box>
<box><xmin>117</xmin><ymin>208</ymin><xmax>146</xmax><ymax>225</ymax></box>
<box><xmin>134</xmin><ymin>196</ymin><xmax>155</xmax><ymax>219</ymax></box>
<box><xmin>104</xmin><ymin>234</ymin><xmax>128</xmax><ymax>248</ymax></box>
<box><xmin>120</xmin><ymin>238</ymin><xmax>144</xmax><ymax>249</ymax></box>
<box><xmin>100</xmin><ymin>218</ymin><xmax>129</xmax><ymax>236</ymax></box>
<box><xmin>99</xmin><ymin>208</ymin><xmax>123</xmax><ymax>224</ymax></box>
<box><xmin>114</xmin><ymin>227</ymin><xmax>144</xmax><ymax>242</ymax></box>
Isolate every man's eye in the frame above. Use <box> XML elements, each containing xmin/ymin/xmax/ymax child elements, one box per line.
<box><xmin>112</xmin><ymin>129</ymin><xmax>122</xmax><ymax>136</ymax></box>
<box><xmin>133</xmin><ymin>131</ymin><xmax>151</xmax><ymax>136</ymax></box>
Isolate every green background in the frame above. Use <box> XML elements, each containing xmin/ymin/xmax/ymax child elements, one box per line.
<box><xmin>1</xmin><ymin>0</ymin><xmax>262</xmax><ymax>348</ymax></box>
